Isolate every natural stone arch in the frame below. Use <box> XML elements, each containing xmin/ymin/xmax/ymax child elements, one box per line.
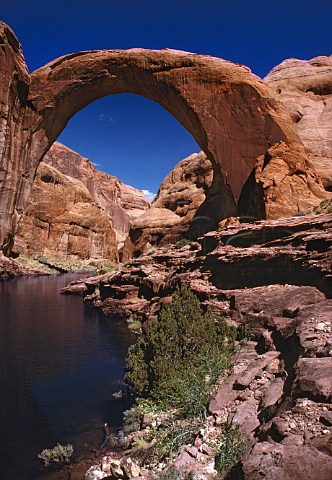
<box><xmin>0</xmin><ymin>22</ymin><xmax>327</xmax><ymax>254</ymax></box>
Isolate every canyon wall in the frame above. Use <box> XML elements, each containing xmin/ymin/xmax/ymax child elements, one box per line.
<box><xmin>43</xmin><ymin>142</ymin><xmax>150</xmax><ymax>247</ymax></box>
<box><xmin>13</xmin><ymin>142</ymin><xmax>150</xmax><ymax>260</ymax></box>
<box><xmin>265</xmin><ymin>55</ymin><xmax>332</xmax><ymax>191</ymax></box>
<box><xmin>0</xmin><ymin>21</ymin><xmax>328</xmax><ymax>255</ymax></box>
<box><xmin>13</xmin><ymin>162</ymin><xmax>119</xmax><ymax>262</ymax></box>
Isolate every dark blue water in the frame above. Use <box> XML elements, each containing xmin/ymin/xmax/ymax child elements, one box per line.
<box><xmin>0</xmin><ymin>273</ymin><xmax>136</xmax><ymax>480</ymax></box>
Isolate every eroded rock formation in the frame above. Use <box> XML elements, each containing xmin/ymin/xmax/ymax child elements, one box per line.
<box><xmin>123</xmin><ymin>55</ymin><xmax>332</xmax><ymax>258</ymax></box>
<box><xmin>265</xmin><ymin>55</ymin><xmax>332</xmax><ymax>191</ymax></box>
<box><xmin>122</xmin><ymin>151</ymin><xmax>226</xmax><ymax>259</ymax></box>
<box><xmin>13</xmin><ymin>141</ymin><xmax>150</xmax><ymax>261</ymax></box>
<box><xmin>43</xmin><ymin>142</ymin><xmax>150</xmax><ymax>247</ymax></box>
<box><xmin>13</xmin><ymin>162</ymin><xmax>119</xmax><ymax>262</ymax></box>
<box><xmin>0</xmin><ymin>21</ymin><xmax>328</xmax><ymax>254</ymax></box>
<box><xmin>63</xmin><ymin>212</ymin><xmax>332</xmax><ymax>479</ymax></box>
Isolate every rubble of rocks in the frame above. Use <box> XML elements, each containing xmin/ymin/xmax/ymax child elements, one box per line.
<box><xmin>65</xmin><ymin>213</ymin><xmax>332</xmax><ymax>479</ymax></box>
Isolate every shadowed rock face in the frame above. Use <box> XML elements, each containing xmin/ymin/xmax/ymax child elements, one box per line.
<box><xmin>0</xmin><ymin>21</ymin><xmax>328</xmax><ymax>254</ymax></box>
<box><xmin>265</xmin><ymin>55</ymin><xmax>332</xmax><ymax>191</ymax></box>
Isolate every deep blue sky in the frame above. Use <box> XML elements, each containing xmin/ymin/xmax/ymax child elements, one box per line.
<box><xmin>2</xmin><ymin>0</ymin><xmax>331</xmax><ymax>197</ymax></box>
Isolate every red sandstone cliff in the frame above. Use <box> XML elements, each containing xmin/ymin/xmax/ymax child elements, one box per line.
<box><xmin>123</xmin><ymin>55</ymin><xmax>332</xmax><ymax>257</ymax></box>
<box><xmin>264</xmin><ymin>55</ymin><xmax>332</xmax><ymax>191</ymax></box>
<box><xmin>13</xmin><ymin>162</ymin><xmax>119</xmax><ymax>262</ymax></box>
<box><xmin>122</xmin><ymin>151</ymin><xmax>233</xmax><ymax>259</ymax></box>
<box><xmin>13</xmin><ymin>142</ymin><xmax>150</xmax><ymax>262</ymax></box>
<box><xmin>44</xmin><ymin>142</ymin><xmax>150</xmax><ymax>247</ymax></box>
<box><xmin>0</xmin><ymin>22</ymin><xmax>328</xmax><ymax>255</ymax></box>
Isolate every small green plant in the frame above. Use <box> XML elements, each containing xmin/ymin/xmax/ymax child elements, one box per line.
<box><xmin>313</xmin><ymin>198</ymin><xmax>332</xmax><ymax>215</ymax></box>
<box><xmin>152</xmin><ymin>417</ymin><xmax>201</xmax><ymax>463</ymax></box>
<box><xmin>214</xmin><ymin>425</ymin><xmax>247</xmax><ymax>478</ymax></box>
<box><xmin>127</xmin><ymin>316</ymin><xmax>142</xmax><ymax>332</ymax></box>
<box><xmin>38</xmin><ymin>443</ymin><xmax>73</xmax><ymax>468</ymax></box>
<box><xmin>237</xmin><ymin>325</ymin><xmax>252</xmax><ymax>344</ymax></box>
<box><xmin>176</xmin><ymin>238</ymin><xmax>193</xmax><ymax>247</ymax></box>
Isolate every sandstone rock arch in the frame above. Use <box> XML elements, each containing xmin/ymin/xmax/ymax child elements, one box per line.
<box><xmin>0</xmin><ymin>22</ymin><xmax>327</xmax><ymax>254</ymax></box>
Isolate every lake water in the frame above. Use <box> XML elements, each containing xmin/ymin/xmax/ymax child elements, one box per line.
<box><xmin>0</xmin><ymin>273</ymin><xmax>136</xmax><ymax>480</ymax></box>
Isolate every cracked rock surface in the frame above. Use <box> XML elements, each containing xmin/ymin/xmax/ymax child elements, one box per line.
<box><xmin>64</xmin><ymin>213</ymin><xmax>332</xmax><ymax>479</ymax></box>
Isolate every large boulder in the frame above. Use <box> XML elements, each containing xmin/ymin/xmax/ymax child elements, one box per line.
<box><xmin>122</xmin><ymin>151</ymin><xmax>230</xmax><ymax>258</ymax></box>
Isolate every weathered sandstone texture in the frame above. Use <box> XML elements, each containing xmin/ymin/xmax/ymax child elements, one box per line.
<box><xmin>43</xmin><ymin>141</ymin><xmax>150</xmax><ymax>248</ymax></box>
<box><xmin>63</xmin><ymin>213</ymin><xmax>332</xmax><ymax>479</ymax></box>
<box><xmin>11</xmin><ymin>141</ymin><xmax>149</xmax><ymax>263</ymax></box>
<box><xmin>265</xmin><ymin>55</ymin><xmax>332</xmax><ymax>191</ymax></box>
<box><xmin>13</xmin><ymin>162</ymin><xmax>119</xmax><ymax>262</ymax></box>
<box><xmin>122</xmin><ymin>151</ymin><xmax>233</xmax><ymax>259</ymax></box>
<box><xmin>0</xmin><ymin>21</ymin><xmax>328</xmax><ymax>254</ymax></box>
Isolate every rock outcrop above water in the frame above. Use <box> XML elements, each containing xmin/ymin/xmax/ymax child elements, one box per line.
<box><xmin>265</xmin><ymin>55</ymin><xmax>332</xmax><ymax>191</ymax></box>
<box><xmin>64</xmin><ymin>212</ymin><xmax>332</xmax><ymax>479</ymax></box>
<box><xmin>0</xmin><ymin>21</ymin><xmax>328</xmax><ymax>254</ymax></box>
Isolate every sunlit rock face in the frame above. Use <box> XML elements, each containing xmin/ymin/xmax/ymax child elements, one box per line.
<box><xmin>264</xmin><ymin>55</ymin><xmax>332</xmax><ymax>191</ymax></box>
<box><xmin>122</xmin><ymin>151</ymin><xmax>236</xmax><ymax>259</ymax></box>
<box><xmin>13</xmin><ymin>162</ymin><xmax>119</xmax><ymax>262</ymax></box>
<box><xmin>13</xmin><ymin>141</ymin><xmax>150</xmax><ymax>260</ymax></box>
<box><xmin>43</xmin><ymin>142</ymin><xmax>150</xmax><ymax>248</ymax></box>
<box><xmin>0</xmin><ymin>21</ymin><xmax>328</xmax><ymax>254</ymax></box>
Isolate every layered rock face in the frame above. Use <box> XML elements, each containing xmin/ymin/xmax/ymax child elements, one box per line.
<box><xmin>0</xmin><ymin>21</ymin><xmax>328</xmax><ymax>254</ymax></box>
<box><xmin>265</xmin><ymin>55</ymin><xmax>332</xmax><ymax>190</ymax></box>
<box><xmin>122</xmin><ymin>151</ymin><xmax>230</xmax><ymax>258</ymax></box>
<box><xmin>63</xmin><ymin>213</ymin><xmax>332</xmax><ymax>479</ymax></box>
<box><xmin>13</xmin><ymin>141</ymin><xmax>150</xmax><ymax>261</ymax></box>
<box><xmin>13</xmin><ymin>162</ymin><xmax>119</xmax><ymax>262</ymax></box>
<box><xmin>43</xmin><ymin>142</ymin><xmax>150</xmax><ymax>247</ymax></box>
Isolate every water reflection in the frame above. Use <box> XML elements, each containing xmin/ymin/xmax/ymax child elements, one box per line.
<box><xmin>0</xmin><ymin>274</ymin><xmax>136</xmax><ymax>480</ymax></box>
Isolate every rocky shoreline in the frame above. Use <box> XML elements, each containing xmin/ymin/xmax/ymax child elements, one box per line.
<box><xmin>59</xmin><ymin>212</ymin><xmax>332</xmax><ymax>479</ymax></box>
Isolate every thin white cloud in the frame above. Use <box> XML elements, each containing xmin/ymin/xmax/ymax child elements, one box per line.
<box><xmin>142</xmin><ymin>189</ymin><xmax>156</xmax><ymax>202</ymax></box>
<box><xmin>98</xmin><ymin>113</ymin><xmax>114</xmax><ymax>122</ymax></box>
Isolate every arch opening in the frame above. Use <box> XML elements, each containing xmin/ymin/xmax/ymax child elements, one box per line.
<box><xmin>1</xmin><ymin>21</ymin><xmax>326</xmax><ymax>255</ymax></box>
<box><xmin>56</xmin><ymin>92</ymin><xmax>201</xmax><ymax>195</ymax></box>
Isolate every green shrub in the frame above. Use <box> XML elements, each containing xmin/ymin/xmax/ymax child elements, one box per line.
<box><xmin>125</xmin><ymin>283</ymin><xmax>235</xmax><ymax>409</ymax></box>
<box><xmin>214</xmin><ymin>424</ymin><xmax>247</xmax><ymax>478</ymax></box>
<box><xmin>127</xmin><ymin>316</ymin><xmax>142</xmax><ymax>332</ymax></box>
<box><xmin>38</xmin><ymin>443</ymin><xmax>73</xmax><ymax>468</ymax></box>
<box><xmin>152</xmin><ymin>417</ymin><xmax>201</xmax><ymax>463</ymax></box>
<box><xmin>124</xmin><ymin>284</ymin><xmax>238</xmax><ymax>466</ymax></box>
